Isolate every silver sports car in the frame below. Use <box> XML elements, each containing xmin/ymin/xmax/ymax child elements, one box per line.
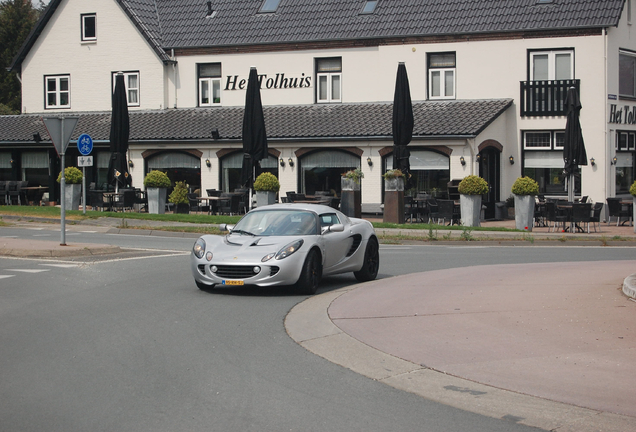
<box><xmin>191</xmin><ymin>203</ymin><xmax>379</xmax><ymax>294</ymax></box>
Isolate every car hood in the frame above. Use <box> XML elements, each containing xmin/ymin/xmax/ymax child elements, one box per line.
<box><xmin>207</xmin><ymin>234</ymin><xmax>307</xmax><ymax>263</ymax></box>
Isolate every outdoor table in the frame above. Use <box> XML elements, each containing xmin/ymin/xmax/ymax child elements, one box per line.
<box><xmin>20</xmin><ymin>186</ymin><xmax>48</xmax><ymax>205</ymax></box>
<box><xmin>197</xmin><ymin>196</ymin><xmax>221</xmax><ymax>214</ymax></box>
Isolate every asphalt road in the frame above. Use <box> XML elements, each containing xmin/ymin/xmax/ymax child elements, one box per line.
<box><xmin>0</xmin><ymin>225</ymin><xmax>631</xmax><ymax>431</ymax></box>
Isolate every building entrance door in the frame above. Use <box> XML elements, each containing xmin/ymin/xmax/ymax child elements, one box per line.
<box><xmin>479</xmin><ymin>147</ymin><xmax>500</xmax><ymax>220</ymax></box>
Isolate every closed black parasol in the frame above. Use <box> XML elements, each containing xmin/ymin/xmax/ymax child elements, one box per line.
<box><xmin>108</xmin><ymin>73</ymin><xmax>131</xmax><ymax>192</ymax></box>
<box><xmin>392</xmin><ymin>62</ymin><xmax>414</xmax><ymax>189</ymax></box>
<box><xmin>563</xmin><ymin>87</ymin><xmax>587</xmax><ymax>202</ymax></box>
<box><xmin>241</xmin><ymin>67</ymin><xmax>268</xmax><ymax>190</ymax></box>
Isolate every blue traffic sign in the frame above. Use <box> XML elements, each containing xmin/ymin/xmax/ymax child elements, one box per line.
<box><xmin>77</xmin><ymin>133</ymin><xmax>93</xmax><ymax>156</ymax></box>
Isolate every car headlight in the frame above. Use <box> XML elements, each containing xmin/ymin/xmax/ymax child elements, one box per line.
<box><xmin>275</xmin><ymin>239</ymin><xmax>303</xmax><ymax>260</ymax></box>
<box><xmin>261</xmin><ymin>253</ymin><xmax>276</xmax><ymax>262</ymax></box>
<box><xmin>193</xmin><ymin>238</ymin><xmax>206</xmax><ymax>259</ymax></box>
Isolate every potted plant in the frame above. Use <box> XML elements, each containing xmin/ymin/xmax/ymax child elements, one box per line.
<box><xmin>254</xmin><ymin>172</ymin><xmax>280</xmax><ymax>207</ymax></box>
<box><xmin>144</xmin><ymin>170</ymin><xmax>171</xmax><ymax>214</ymax></box>
<box><xmin>341</xmin><ymin>168</ymin><xmax>364</xmax><ymax>191</ymax></box>
<box><xmin>383</xmin><ymin>169</ymin><xmax>405</xmax><ymax>191</ymax></box>
<box><xmin>57</xmin><ymin>166</ymin><xmax>83</xmax><ymax>211</ymax></box>
<box><xmin>458</xmin><ymin>175</ymin><xmax>488</xmax><ymax>227</ymax></box>
<box><xmin>341</xmin><ymin>168</ymin><xmax>364</xmax><ymax>218</ymax></box>
<box><xmin>169</xmin><ymin>181</ymin><xmax>190</xmax><ymax>213</ymax></box>
<box><xmin>512</xmin><ymin>176</ymin><xmax>539</xmax><ymax>231</ymax></box>
<box><xmin>383</xmin><ymin>169</ymin><xmax>406</xmax><ymax>223</ymax></box>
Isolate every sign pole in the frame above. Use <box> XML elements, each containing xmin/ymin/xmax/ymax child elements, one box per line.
<box><xmin>60</xmin><ymin>118</ymin><xmax>66</xmax><ymax>245</ymax></box>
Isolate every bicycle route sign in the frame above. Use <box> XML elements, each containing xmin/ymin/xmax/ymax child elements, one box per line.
<box><xmin>77</xmin><ymin>133</ymin><xmax>93</xmax><ymax>156</ymax></box>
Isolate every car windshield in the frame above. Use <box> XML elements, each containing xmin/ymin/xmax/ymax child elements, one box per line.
<box><xmin>233</xmin><ymin>210</ymin><xmax>318</xmax><ymax>236</ymax></box>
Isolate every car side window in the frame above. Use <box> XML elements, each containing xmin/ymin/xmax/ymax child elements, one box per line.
<box><xmin>320</xmin><ymin>213</ymin><xmax>340</xmax><ymax>228</ymax></box>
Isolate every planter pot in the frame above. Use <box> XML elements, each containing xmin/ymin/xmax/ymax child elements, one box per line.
<box><xmin>514</xmin><ymin>194</ymin><xmax>535</xmax><ymax>231</ymax></box>
<box><xmin>383</xmin><ymin>178</ymin><xmax>405</xmax><ymax>224</ymax></box>
<box><xmin>147</xmin><ymin>187</ymin><xmax>167</xmax><ymax>214</ymax></box>
<box><xmin>633</xmin><ymin>197</ymin><xmax>636</xmax><ymax>234</ymax></box>
<box><xmin>460</xmin><ymin>194</ymin><xmax>481</xmax><ymax>227</ymax></box>
<box><xmin>384</xmin><ymin>177</ymin><xmax>405</xmax><ymax>192</ymax></box>
<box><xmin>64</xmin><ymin>183</ymin><xmax>81</xmax><ymax>211</ymax></box>
<box><xmin>341</xmin><ymin>178</ymin><xmax>361</xmax><ymax>218</ymax></box>
<box><xmin>341</xmin><ymin>178</ymin><xmax>361</xmax><ymax>192</ymax></box>
<box><xmin>256</xmin><ymin>190</ymin><xmax>277</xmax><ymax>207</ymax></box>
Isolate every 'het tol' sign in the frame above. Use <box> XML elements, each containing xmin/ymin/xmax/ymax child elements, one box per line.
<box><xmin>609</xmin><ymin>104</ymin><xmax>636</xmax><ymax>125</ymax></box>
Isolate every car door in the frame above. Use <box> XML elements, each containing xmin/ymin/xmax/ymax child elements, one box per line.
<box><xmin>319</xmin><ymin>212</ymin><xmax>353</xmax><ymax>270</ymax></box>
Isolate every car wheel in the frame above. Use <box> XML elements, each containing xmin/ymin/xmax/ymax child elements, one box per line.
<box><xmin>354</xmin><ymin>237</ymin><xmax>379</xmax><ymax>282</ymax></box>
<box><xmin>196</xmin><ymin>280</ymin><xmax>215</xmax><ymax>291</ymax></box>
<box><xmin>295</xmin><ymin>249</ymin><xmax>322</xmax><ymax>295</ymax></box>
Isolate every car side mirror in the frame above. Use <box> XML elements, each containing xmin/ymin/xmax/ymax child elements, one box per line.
<box><xmin>220</xmin><ymin>224</ymin><xmax>234</xmax><ymax>232</ymax></box>
<box><xmin>322</xmin><ymin>223</ymin><xmax>344</xmax><ymax>234</ymax></box>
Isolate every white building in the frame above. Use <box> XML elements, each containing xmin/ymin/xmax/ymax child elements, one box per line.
<box><xmin>2</xmin><ymin>0</ymin><xmax>635</xmax><ymax>216</ymax></box>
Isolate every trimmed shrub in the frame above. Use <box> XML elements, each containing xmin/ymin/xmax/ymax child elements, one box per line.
<box><xmin>458</xmin><ymin>175</ymin><xmax>488</xmax><ymax>195</ymax></box>
<box><xmin>512</xmin><ymin>176</ymin><xmax>539</xmax><ymax>196</ymax></box>
<box><xmin>56</xmin><ymin>166</ymin><xmax>83</xmax><ymax>184</ymax></box>
<box><xmin>253</xmin><ymin>172</ymin><xmax>280</xmax><ymax>192</ymax></box>
<box><xmin>143</xmin><ymin>170</ymin><xmax>171</xmax><ymax>188</ymax></box>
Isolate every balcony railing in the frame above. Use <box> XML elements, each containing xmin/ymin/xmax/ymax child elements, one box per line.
<box><xmin>520</xmin><ymin>79</ymin><xmax>580</xmax><ymax>117</ymax></box>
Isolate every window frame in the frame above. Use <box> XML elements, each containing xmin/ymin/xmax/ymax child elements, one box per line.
<box><xmin>197</xmin><ymin>63</ymin><xmax>222</xmax><ymax>107</ymax></box>
<box><xmin>619</xmin><ymin>49</ymin><xmax>636</xmax><ymax>99</ymax></box>
<box><xmin>259</xmin><ymin>0</ymin><xmax>281</xmax><ymax>13</ymax></box>
<box><xmin>44</xmin><ymin>74</ymin><xmax>71</xmax><ymax>109</ymax></box>
<box><xmin>111</xmin><ymin>71</ymin><xmax>140</xmax><ymax>107</ymax></box>
<box><xmin>528</xmin><ymin>49</ymin><xmax>574</xmax><ymax>81</ymax></box>
<box><xmin>360</xmin><ymin>0</ymin><xmax>378</xmax><ymax>14</ymax></box>
<box><xmin>428</xmin><ymin>52</ymin><xmax>456</xmax><ymax>100</ymax></box>
<box><xmin>523</xmin><ymin>130</ymin><xmax>565</xmax><ymax>150</ymax></box>
<box><xmin>315</xmin><ymin>57</ymin><xmax>342</xmax><ymax>104</ymax></box>
<box><xmin>81</xmin><ymin>13</ymin><xmax>97</xmax><ymax>42</ymax></box>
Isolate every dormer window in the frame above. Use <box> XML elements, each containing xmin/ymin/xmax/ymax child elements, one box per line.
<box><xmin>259</xmin><ymin>0</ymin><xmax>281</xmax><ymax>13</ymax></box>
<box><xmin>81</xmin><ymin>13</ymin><xmax>96</xmax><ymax>41</ymax></box>
<box><xmin>361</xmin><ymin>1</ymin><xmax>378</xmax><ymax>14</ymax></box>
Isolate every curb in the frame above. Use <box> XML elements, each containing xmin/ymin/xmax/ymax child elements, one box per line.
<box><xmin>623</xmin><ymin>273</ymin><xmax>636</xmax><ymax>299</ymax></box>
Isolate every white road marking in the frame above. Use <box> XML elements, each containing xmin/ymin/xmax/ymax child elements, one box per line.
<box><xmin>0</xmin><ymin>275</ymin><xmax>15</xmax><ymax>279</ymax></box>
<box><xmin>6</xmin><ymin>269</ymin><xmax>50</xmax><ymax>273</ymax></box>
<box><xmin>41</xmin><ymin>263</ymin><xmax>80</xmax><ymax>268</ymax></box>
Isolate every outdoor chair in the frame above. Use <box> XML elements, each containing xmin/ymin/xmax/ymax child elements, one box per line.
<box><xmin>571</xmin><ymin>202</ymin><xmax>592</xmax><ymax>233</ymax></box>
<box><xmin>187</xmin><ymin>193</ymin><xmax>209</xmax><ymax>214</ymax></box>
<box><xmin>89</xmin><ymin>191</ymin><xmax>112</xmax><ymax>212</ymax></box>
<box><xmin>545</xmin><ymin>201</ymin><xmax>568</xmax><ymax>233</ymax></box>
<box><xmin>133</xmin><ymin>189</ymin><xmax>147</xmax><ymax>212</ymax></box>
<box><xmin>436</xmin><ymin>199</ymin><xmax>457</xmax><ymax>226</ymax></box>
<box><xmin>234</xmin><ymin>188</ymin><xmax>249</xmax><ymax>213</ymax></box>
<box><xmin>427</xmin><ymin>198</ymin><xmax>439</xmax><ymax>224</ymax></box>
<box><xmin>219</xmin><ymin>193</ymin><xmax>240</xmax><ymax>215</ymax></box>
<box><xmin>0</xmin><ymin>181</ymin><xmax>8</xmax><ymax>205</ymax></box>
<box><xmin>589</xmin><ymin>202</ymin><xmax>603</xmax><ymax>232</ymax></box>
<box><xmin>7</xmin><ymin>181</ymin><xmax>20</xmax><ymax>205</ymax></box>
<box><xmin>111</xmin><ymin>189</ymin><xmax>136</xmax><ymax>212</ymax></box>
<box><xmin>606</xmin><ymin>198</ymin><xmax>631</xmax><ymax>226</ymax></box>
<box><xmin>404</xmin><ymin>196</ymin><xmax>416</xmax><ymax>223</ymax></box>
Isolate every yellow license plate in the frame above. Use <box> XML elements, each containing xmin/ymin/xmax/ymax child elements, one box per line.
<box><xmin>222</xmin><ymin>280</ymin><xmax>244</xmax><ymax>286</ymax></box>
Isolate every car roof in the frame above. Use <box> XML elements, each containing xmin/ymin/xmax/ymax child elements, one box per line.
<box><xmin>251</xmin><ymin>203</ymin><xmax>340</xmax><ymax>214</ymax></box>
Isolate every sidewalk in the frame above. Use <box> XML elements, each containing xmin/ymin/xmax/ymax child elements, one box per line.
<box><xmin>286</xmin><ymin>260</ymin><xmax>636</xmax><ymax>432</ymax></box>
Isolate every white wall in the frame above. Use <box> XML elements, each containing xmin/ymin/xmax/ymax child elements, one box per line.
<box><xmin>20</xmin><ymin>0</ymin><xmax>166</xmax><ymax>114</ymax></box>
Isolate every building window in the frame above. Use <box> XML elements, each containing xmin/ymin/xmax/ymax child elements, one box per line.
<box><xmin>523</xmin><ymin>130</ymin><xmax>579</xmax><ymax>196</ymax></box>
<box><xmin>529</xmin><ymin>50</ymin><xmax>573</xmax><ymax>81</ymax></box>
<box><xmin>428</xmin><ymin>52</ymin><xmax>455</xmax><ymax>99</ymax></box>
<box><xmin>45</xmin><ymin>75</ymin><xmax>70</xmax><ymax>109</ymax></box>
<box><xmin>198</xmin><ymin>63</ymin><xmax>222</xmax><ymax>106</ymax></box>
<box><xmin>112</xmin><ymin>72</ymin><xmax>140</xmax><ymax>106</ymax></box>
<box><xmin>81</xmin><ymin>13</ymin><xmax>96</xmax><ymax>41</ymax></box>
<box><xmin>619</xmin><ymin>50</ymin><xmax>636</xmax><ymax>99</ymax></box>
<box><xmin>361</xmin><ymin>0</ymin><xmax>378</xmax><ymax>14</ymax></box>
<box><xmin>259</xmin><ymin>0</ymin><xmax>281</xmax><ymax>13</ymax></box>
<box><xmin>616</xmin><ymin>132</ymin><xmax>636</xmax><ymax>194</ymax></box>
<box><xmin>316</xmin><ymin>57</ymin><xmax>341</xmax><ymax>103</ymax></box>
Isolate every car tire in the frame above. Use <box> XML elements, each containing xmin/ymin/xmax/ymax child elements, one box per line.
<box><xmin>196</xmin><ymin>280</ymin><xmax>215</xmax><ymax>291</ymax></box>
<box><xmin>295</xmin><ymin>249</ymin><xmax>322</xmax><ymax>295</ymax></box>
<box><xmin>354</xmin><ymin>237</ymin><xmax>379</xmax><ymax>282</ymax></box>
